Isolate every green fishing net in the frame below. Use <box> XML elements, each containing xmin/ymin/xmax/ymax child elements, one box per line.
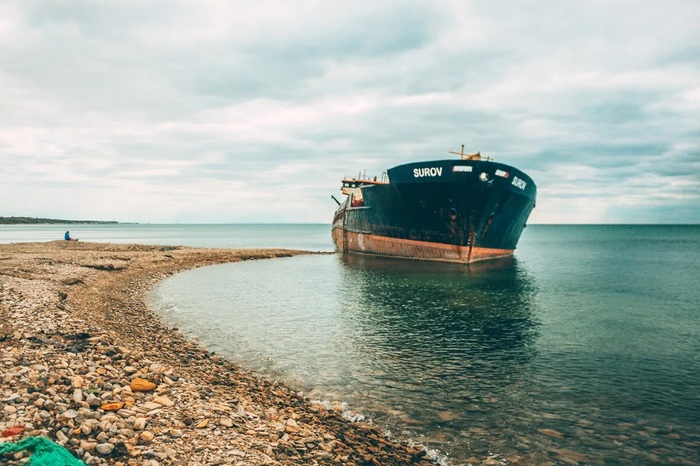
<box><xmin>0</xmin><ymin>436</ymin><xmax>85</xmax><ymax>466</ymax></box>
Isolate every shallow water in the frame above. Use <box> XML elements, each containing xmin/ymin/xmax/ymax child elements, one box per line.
<box><xmin>149</xmin><ymin>224</ymin><xmax>700</xmax><ymax>465</ymax></box>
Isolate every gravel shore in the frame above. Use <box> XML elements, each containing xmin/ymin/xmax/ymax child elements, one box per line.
<box><xmin>1</xmin><ymin>241</ymin><xmax>438</xmax><ymax>466</ymax></box>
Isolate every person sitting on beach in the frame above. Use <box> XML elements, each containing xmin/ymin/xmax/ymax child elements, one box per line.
<box><xmin>64</xmin><ymin>231</ymin><xmax>78</xmax><ymax>241</ymax></box>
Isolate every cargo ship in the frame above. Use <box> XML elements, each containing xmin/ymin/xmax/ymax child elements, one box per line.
<box><xmin>331</xmin><ymin>147</ymin><xmax>537</xmax><ymax>263</ymax></box>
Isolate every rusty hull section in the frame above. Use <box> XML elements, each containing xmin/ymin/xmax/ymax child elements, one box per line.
<box><xmin>333</xmin><ymin>228</ymin><xmax>513</xmax><ymax>264</ymax></box>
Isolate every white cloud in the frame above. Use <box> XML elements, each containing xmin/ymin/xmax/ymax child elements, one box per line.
<box><xmin>1</xmin><ymin>0</ymin><xmax>699</xmax><ymax>223</ymax></box>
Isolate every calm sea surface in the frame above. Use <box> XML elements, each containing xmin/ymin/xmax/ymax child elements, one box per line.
<box><xmin>0</xmin><ymin>224</ymin><xmax>332</xmax><ymax>251</ymax></box>
<box><xmin>3</xmin><ymin>224</ymin><xmax>699</xmax><ymax>465</ymax></box>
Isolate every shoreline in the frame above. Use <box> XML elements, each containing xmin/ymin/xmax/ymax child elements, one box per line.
<box><xmin>1</xmin><ymin>241</ymin><xmax>438</xmax><ymax>465</ymax></box>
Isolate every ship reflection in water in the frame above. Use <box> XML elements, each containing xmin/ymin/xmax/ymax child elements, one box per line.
<box><xmin>152</xmin><ymin>253</ymin><xmax>540</xmax><ymax>463</ymax></box>
<box><xmin>329</xmin><ymin>254</ymin><xmax>539</xmax><ymax>458</ymax></box>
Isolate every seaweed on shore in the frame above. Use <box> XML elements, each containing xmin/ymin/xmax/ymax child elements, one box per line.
<box><xmin>82</xmin><ymin>264</ymin><xmax>123</xmax><ymax>272</ymax></box>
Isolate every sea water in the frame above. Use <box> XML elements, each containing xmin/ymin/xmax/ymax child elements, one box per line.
<box><xmin>0</xmin><ymin>223</ymin><xmax>333</xmax><ymax>251</ymax></box>
<box><xmin>4</xmin><ymin>224</ymin><xmax>698</xmax><ymax>464</ymax></box>
<box><xmin>149</xmin><ymin>224</ymin><xmax>700</xmax><ymax>465</ymax></box>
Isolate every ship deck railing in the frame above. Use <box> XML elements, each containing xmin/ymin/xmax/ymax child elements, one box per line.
<box><xmin>341</xmin><ymin>176</ymin><xmax>389</xmax><ymax>186</ymax></box>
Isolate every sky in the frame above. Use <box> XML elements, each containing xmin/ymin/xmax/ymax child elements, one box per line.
<box><xmin>1</xmin><ymin>0</ymin><xmax>699</xmax><ymax>224</ymax></box>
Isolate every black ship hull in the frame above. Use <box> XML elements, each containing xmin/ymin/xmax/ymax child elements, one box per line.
<box><xmin>332</xmin><ymin>158</ymin><xmax>536</xmax><ymax>263</ymax></box>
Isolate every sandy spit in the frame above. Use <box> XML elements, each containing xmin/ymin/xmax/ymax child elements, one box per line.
<box><xmin>0</xmin><ymin>241</ymin><xmax>438</xmax><ymax>465</ymax></box>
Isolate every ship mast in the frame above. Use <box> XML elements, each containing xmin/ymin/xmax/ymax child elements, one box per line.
<box><xmin>449</xmin><ymin>144</ymin><xmax>485</xmax><ymax>161</ymax></box>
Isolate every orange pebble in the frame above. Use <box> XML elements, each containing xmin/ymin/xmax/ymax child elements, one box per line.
<box><xmin>101</xmin><ymin>402</ymin><xmax>125</xmax><ymax>411</ymax></box>
<box><xmin>130</xmin><ymin>378</ymin><xmax>157</xmax><ymax>392</ymax></box>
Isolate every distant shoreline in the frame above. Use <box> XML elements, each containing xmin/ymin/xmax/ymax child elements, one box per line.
<box><xmin>0</xmin><ymin>217</ymin><xmax>121</xmax><ymax>225</ymax></box>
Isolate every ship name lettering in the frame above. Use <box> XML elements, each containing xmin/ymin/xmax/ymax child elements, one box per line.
<box><xmin>413</xmin><ymin>167</ymin><xmax>443</xmax><ymax>178</ymax></box>
<box><xmin>512</xmin><ymin>176</ymin><xmax>527</xmax><ymax>190</ymax></box>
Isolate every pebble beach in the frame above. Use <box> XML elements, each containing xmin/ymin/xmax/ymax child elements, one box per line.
<box><xmin>0</xmin><ymin>241</ymin><xmax>438</xmax><ymax>465</ymax></box>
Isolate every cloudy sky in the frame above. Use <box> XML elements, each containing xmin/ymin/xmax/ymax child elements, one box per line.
<box><xmin>1</xmin><ymin>0</ymin><xmax>699</xmax><ymax>224</ymax></box>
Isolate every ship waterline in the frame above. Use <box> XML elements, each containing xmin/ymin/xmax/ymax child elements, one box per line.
<box><xmin>333</xmin><ymin>230</ymin><xmax>515</xmax><ymax>263</ymax></box>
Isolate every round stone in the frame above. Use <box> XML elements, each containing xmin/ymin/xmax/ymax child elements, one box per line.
<box><xmin>95</xmin><ymin>443</ymin><xmax>115</xmax><ymax>455</ymax></box>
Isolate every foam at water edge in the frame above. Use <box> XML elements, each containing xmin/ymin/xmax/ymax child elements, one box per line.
<box><xmin>308</xmin><ymin>398</ymin><xmax>449</xmax><ymax>465</ymax></box>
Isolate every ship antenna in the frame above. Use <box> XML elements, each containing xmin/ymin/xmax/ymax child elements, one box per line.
<box><xmin>449</xmin><ymin>144</ymin><xmax>467</xmax><ymax>160</ymax></box>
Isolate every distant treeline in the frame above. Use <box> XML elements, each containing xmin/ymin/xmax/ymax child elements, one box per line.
<box><xmin>0</xmin><ymin>217</ymin><xmax>120</xmax><ymax>225</ymax></box>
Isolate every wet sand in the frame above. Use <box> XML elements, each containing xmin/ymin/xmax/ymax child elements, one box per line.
<box><xmin>0</xmin><ymin>241</ymin><xmax>438</xmax><ymax>465</ymax></box>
